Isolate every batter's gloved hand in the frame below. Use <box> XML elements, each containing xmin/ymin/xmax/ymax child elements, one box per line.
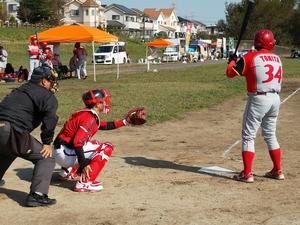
<box><xmin>228</xmin><ymin>53</ymin><xmax>238</xmax><ymax>64</ymax></box>
<box><xmin>125</xmin><ymin>107</ymin><xmax>147</xmax><ymax>125</ymax></box>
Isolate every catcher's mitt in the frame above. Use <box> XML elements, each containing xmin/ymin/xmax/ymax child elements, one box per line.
<box><xmin>125</xmin><ymin>107</ymin><xmax>147</xmax><ymax>125</ymax></box>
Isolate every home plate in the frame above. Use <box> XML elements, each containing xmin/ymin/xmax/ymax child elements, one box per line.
<box><xmin>198</xmin><ymin>166</ymin><xmax>237</xmax><ymax>175</ymax></box>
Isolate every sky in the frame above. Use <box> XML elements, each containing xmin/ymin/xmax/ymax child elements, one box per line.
<box><xmin>102</xmin><ymin>0</ymin><xmax>241</xmax><ymax>24</ymax></box>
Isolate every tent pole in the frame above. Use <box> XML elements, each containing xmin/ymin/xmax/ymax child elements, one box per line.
<box><xmin>146</xmin><ymin>45</ymin><xmax>150</xmax><ymax>72</ymax></box>
<box><xmin>117</xmin><ymin>42</ymin><xmax>119</xmax><ymax>79</ymax></box>
<box><xmin>92</xmin><ymin>41</ymin><xmax>96</xmax><ymax>82</ymax></box>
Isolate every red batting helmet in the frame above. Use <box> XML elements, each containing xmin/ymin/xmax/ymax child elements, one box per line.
<box><xmin>254</xmin><ymin>29</ymin><xmax>276</xmax><ymax>51</ymax></box>
<box><xmin>82</xmin><ymin>89</ymin><xmax>112</xmax><ymax>114</ymax></box>
<box><xmin>30</xmin><ymin>36</ymin><xmax>37</xmax><ymax>42</ymax></box>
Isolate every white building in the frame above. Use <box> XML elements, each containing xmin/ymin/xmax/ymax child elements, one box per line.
<box><xmin>143</xmin><ymin>8</ymin><xmax>178</xmax><ymax>38</ymax></box>
<box><xmin>104</xmin><ymin>4</ymin><xmax>140</xmax><ymax>32</ymax></box>
<box><xmin>62</xmin><ymin>0</ymin><xmax>106</xmax><ymax>28</ymax></box>
<box><xmin>4</xmin><ymin>0</ymin><xmax>20</xmax><ymax>20</ymax></box>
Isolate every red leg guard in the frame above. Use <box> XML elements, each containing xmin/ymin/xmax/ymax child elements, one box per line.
<box><xmin>269</xmin><ymin>148</ymin><xmax>281</xmax><ymax>171</ymax></box>
<box><xmin>242</xmin><ymin>151</ymin><xmax>255</xmax><ymax>175</ymax></box>
<box><xmin>88</xmin><ymin>144</ymin><xmax>113</xmax><ymax>182</ymax></box>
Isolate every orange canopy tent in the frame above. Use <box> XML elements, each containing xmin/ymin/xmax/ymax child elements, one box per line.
<box><xmin>34</xmin><ymin>23</ymin><xmax>118</xmax><ymax>43</ymax></box>
<box><xmin>147</xmin><ymin>38</ymin><xmax>173</xmax><ymax>47</ymax></box>
<box><xmin>146</xmin><ymin>38</ymin><xmax>173</xmax><ymax>72</ymax></box>
<box><xmin>31</xmin><ymin>23</ymin><xmax>118</xmax><ymax>81</ymax></box>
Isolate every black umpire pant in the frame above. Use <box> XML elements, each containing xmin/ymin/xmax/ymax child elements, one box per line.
<box><xmin>0</xmin><ymin>121</ymin><xmax>55</xmax><ymax>195</ymax></box>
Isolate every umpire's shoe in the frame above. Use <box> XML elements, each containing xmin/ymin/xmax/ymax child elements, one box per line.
<box><xmin>25</xmin><ymin>192</ymin><xmax>57</xmax><ymax>207</ymax></box>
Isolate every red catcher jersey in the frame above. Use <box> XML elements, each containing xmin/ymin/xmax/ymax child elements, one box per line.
<box><xmin>232</xmin><ymin>49</ymin><xmax>283</xmax><ymax>93</ymax></box>
<box><xmin>57</xmin><ymin>109</ymin><xmax>100</xmax><ymax>149</ymax></box>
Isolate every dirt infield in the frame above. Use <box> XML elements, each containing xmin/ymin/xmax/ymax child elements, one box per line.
<box><xmin>0</xmin><ymin>78</ymin><xmax>299</xmax><ymax>225</ymax></box>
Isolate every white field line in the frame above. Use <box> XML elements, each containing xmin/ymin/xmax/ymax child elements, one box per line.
<box><xmin>222</xmin><ymin>87</ymin><xmax>300</xmax><ymax>159</ymax></box>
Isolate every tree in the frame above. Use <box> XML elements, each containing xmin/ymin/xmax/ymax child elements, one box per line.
<box><xmin>216</xmin><ymin>19</ymin><xmax>227</xmax><ymax>33</ymax></box>
<box><xmin>17</xmin><ymin>0</ymin><xmax>66</xmax><ymax>25</ymax></box>
<box><xmin>287</xmin><ymin>7</ymin><xmax>300</xmax><ymax>47</ymax></box>
<box><xmin>224</xmin><ymin>0</ymin><xmax>296</xmax><ymax>46</ymax></box>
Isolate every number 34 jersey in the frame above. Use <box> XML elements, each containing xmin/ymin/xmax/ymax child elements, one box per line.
<box><xmin>231</xmin><ymin>49</ymin><xmax>282</xmax><ymax>93</ymax></box>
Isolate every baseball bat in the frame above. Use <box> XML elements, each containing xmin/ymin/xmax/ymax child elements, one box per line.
<box><xmin>233</xmin><ymin>0</ymin><xmax>255</xmax><ymax>56</ymax></box>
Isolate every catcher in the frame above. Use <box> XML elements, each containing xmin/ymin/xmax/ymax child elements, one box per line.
<box><xmin>53</xmin><ymin>88</ymin><xmax>146</xmax><ymax>192</ymax></box>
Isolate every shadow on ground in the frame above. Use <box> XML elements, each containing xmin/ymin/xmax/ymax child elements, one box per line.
<box><xmin>0</xmin><ymin>187</ymin><xmax>27</xmax><ymax>206</ymax></box>
<box><xmin>13</xmin><ymin>168</ymin><xmax>75</xmax><ymax>191</ymax></box>
<box><xmin>123</xmin><ymin>156</ymin><xmax>235</xmax><ymax>181</ymax></box>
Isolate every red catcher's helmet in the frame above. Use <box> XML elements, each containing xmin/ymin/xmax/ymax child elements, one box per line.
<box><xmin>254</xmin><ymin>29</ymin><xmax>276</xmax><ymax>50</ymax></box>
<box><xmin>82</xmin><ymin>89</ymin><xmax>112</xmax><ymax>114</ymax></box>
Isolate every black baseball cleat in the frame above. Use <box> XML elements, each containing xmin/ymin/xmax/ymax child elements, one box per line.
<box><xmin>25</xmin><ymin>192</ymin><xmax>57</xmax><ymax>207</ymax></box>
<box><xmin>0</xmin><ymin>179</ymin><xmax>5</xmax><ymax>186</ymax></box>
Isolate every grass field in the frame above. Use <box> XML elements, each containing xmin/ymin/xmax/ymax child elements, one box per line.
<box><xmin>1</xmin><ymin>58</ymin><xmax>299</xmax><ymax>126</ymax></box>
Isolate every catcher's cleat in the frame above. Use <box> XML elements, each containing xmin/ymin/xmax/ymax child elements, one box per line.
<box><xmin>74</xmin><ymin>180</ymin><xmax>103</xmax><ymax>192</ymax></box>
<box><xmin>233</xmin><ymin>171</ymin><xmax>254</xmax><ymax>183</ymax></box>
<box><xmin>57</xmin><ymin>167</ymin><xmax>80</xmax><ymax>181</ymax></box>
<box><xmin>265</xmin><ymin>169</ymin><xmax>285</xmax><ymax>180</ymax></box>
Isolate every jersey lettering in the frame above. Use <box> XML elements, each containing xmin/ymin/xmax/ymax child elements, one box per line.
<box><xmin>254</xmin><ymin>53</ymin><xmax>282</xmax><ymax>92</ymax></box>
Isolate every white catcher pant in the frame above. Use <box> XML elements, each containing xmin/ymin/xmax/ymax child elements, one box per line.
<box><xmin>54</xmin><ymin>141</ymin><xmax>109</xmax><ymax>168</ymax></box>
<box><xmin>242</xmin><ymin>92</ymin><xmax>281</xmax><ymax>152</ymax></box>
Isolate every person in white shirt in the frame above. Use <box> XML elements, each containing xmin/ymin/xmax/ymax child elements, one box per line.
<box><xmin>0</xmin><ymin>46</ymin><xmax>8</xmax><ymax>73</ymax></box>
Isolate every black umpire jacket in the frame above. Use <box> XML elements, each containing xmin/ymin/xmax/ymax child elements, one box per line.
<box><xmin>0</xmin><ymin>82</ymin><xmax>58</xmax><ymax>145</ymax></box>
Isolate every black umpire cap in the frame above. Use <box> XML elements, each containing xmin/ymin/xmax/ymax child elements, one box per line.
<box><xmin>30</xmin><ymin>65</ymin><xmax>56</xmax><ymax>83</ymax></box>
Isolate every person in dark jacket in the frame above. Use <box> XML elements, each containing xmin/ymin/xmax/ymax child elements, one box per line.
<box><xmin>0</xmin><ymin>65</ymin><xmax>59</xmax><ymax>207</ymax></box>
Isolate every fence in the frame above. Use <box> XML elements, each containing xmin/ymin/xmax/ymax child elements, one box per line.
<box><xmin>0</xmin><ymin>21</ymin><xmax>53</xmax><ymax>29</ymax></box>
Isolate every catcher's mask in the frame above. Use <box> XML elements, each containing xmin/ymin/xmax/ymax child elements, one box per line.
<box><xmin>82</xmin><ymin>89</ymin><xmax>112</xmax><ymax>114</ymax></box>
<box><xmin>254</xmin><ymin>29</ymin><xmax>276</xmax><ymax>51</ymax></box>
<box><xmin>30</xmin><ymin>65</ymin><xmax>58</xmax><ymax>93</ymax></box>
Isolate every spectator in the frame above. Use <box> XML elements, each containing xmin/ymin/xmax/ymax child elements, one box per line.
<box><xmin>28</xmin><ymin>36</ymin><xmax>40</xmax><ymax>80</ymax></box>
<box><xmin>74</xmin><ymin>42</ymin><xmax>87</xmax><ymax>79</ymax></box>
<box><xmin>39</xmin><ymin>42</ymin><xmax>53</xmax><ymax>69</ymax></box>
<box><xmin>69</xmin><ymin>50</ymin><xmax>78</xmax><ymax>77</ymax></box>
<box><xmin>0</xmin><ymin>46</ymin><xmax>8</xmax><ymax>73</ymax></box>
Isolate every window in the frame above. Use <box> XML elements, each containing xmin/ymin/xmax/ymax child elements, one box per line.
<box><xmin>126</xmin><ymin>16</ymin><xmax>130</xmax><ymax>21</ymax></box>
<box><xmin>91</xmin><ymin>9</ymin><xmax>94</xmax><ymax>16</ymax></box>
<box><xmin>71</xmin><ymin>9</ymin><xmax>80</xmax><ymax>16</ymax></box>
<box><xmin>112</xmin><ymin>15</ymin><xmax>120</xmax><ymax>20</ymax></box>
<box><xmin>8</xmin><ymin>4</ymin><xmax>18</xmax><ymax>13</ymax></box>
<box><xmin>85</xmin><ymin>9</ymin><xmax>89</xmax><ymax>16</ymax></box>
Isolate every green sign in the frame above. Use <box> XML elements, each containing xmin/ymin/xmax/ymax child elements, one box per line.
<box><xmin>229</xmin><ymin>37</ymin><xmax>235</xmax><ymax>50</ymax></box>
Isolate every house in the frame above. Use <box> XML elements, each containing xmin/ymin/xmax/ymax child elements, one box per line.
<box><xmin>104</xmin><ymin>4</ymin><xmax>140</xmax><ymax>36</ymax></box>
<box><xmin>62</xmin><ymin>0</ymin><xmax>106</xmax><ymax>28</ymax></box>
<box><xmin>206</xmin><ymin>24</ymin><xmax>219</xmax><ymax>35</ymax></box>
<box><xmin>131</xmin><ymin>8</ymin><xmax>153</xmax><ymax>40</ymax></box>
<box><xmin>191</xmin><ymin>20</ymin><xmax>207</xmax><ymax>33</ymax></box>
<box><xmin>4</xmin><ymin>0</ymin><xmax>20</xmax><ymax>20</ymax></box>
<box><xmin>143</xmin><ymin>8</ymin><xmax>178</xmax><ymax>38</ymax></box>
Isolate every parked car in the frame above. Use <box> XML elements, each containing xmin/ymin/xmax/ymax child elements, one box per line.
<box><xmin>93</xmin><ymin>42</ymin><xmax>127</xmax><ymax>64</ymax></box>
<box><xmin>162</xmin><ymin>46</ymin><xmax>181</xmax><ymax>62</ymax></box>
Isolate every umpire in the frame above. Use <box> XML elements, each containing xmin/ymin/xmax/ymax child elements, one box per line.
<box><xmin>0</xmin><ymin>65</ymin><xmax>59</xmax><ymax>207</ymax></box>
